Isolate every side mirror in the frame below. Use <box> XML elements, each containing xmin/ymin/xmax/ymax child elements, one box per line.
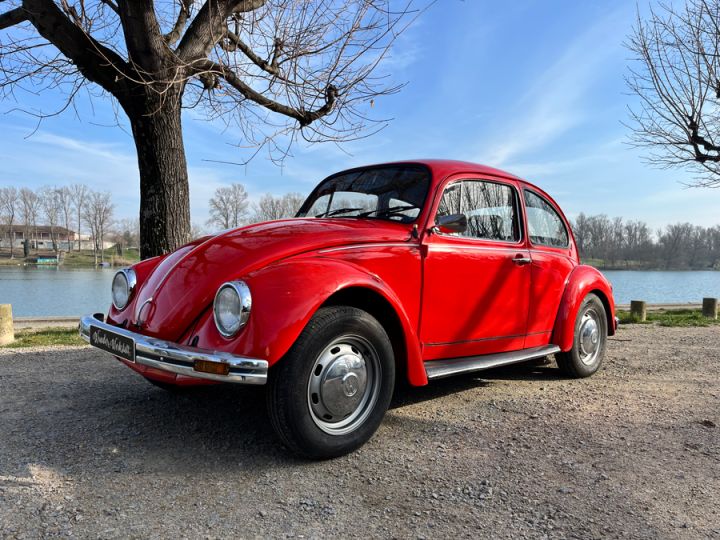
<box><xmin>433</xmin><ymin>213</ymin><xmax>467</xmax><ymax>234</ymax></box>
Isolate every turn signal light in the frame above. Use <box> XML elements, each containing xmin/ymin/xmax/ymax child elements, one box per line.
<box><xmin>194</xmin><ymin>360</ymin><xmax>230</xmax><ymax>376</ymax></box>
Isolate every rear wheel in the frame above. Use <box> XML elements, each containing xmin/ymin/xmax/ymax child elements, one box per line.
<box><xmin>267</xmin><ymin>306</ymin><xmax>395</xmax><ymax>459</ymax></box>
<box><xmin>556</xmin><ymin>293</ymin><xmax>608</xmax><ymax>378</ymax></box>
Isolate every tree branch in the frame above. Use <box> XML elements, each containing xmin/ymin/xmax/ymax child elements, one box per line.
<box><xmin>116</xmin><ymin>0</ymin><xmax>167</xmax><ymax>72</ymax></box>
<box><xmin>164</xmin><ymin>0</ymin><xmax>192</xmax><ymax>45</ymax></box>
<box><xmin>223</xmin><ymin>30</ymin><xmax>281</xmax><ymax>77</ymax></box>
<box><xmin>195</xmin><ymin>59</ymin><xmax>336</xmax><ymax>126</ymax></box>
<box><xmin>21</xmin><ymin>0</ymin><xmax>131</xmax><ymax>95</ymax></box>
<box><xmin>99</xmin><ymin>0</ymin><xmax>120</xmax><ymax>15</ymax></box>
<box><xmin>176</xmin><ymin>0</ymin><xmax>265</xmax><ymax>61</ymax></box>
<box><xmin>0</xmin><ymin>7</ymin><xmax>28</xmax><ymax>30</ymax></box>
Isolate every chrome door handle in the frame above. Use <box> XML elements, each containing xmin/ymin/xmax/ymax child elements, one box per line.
<box><xmin>512</xmin><ymin>255</ymin><xmax>532</xmax><ymax>265</ymax></box>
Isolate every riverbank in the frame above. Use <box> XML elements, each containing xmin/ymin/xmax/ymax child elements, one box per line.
<box><xmin>0</xmin><ymin>247</ymin><xmax>139</xmax><ymax>268</ymax></box>
<box><xmin>584</xmin><ymin>258</ymin><xmax>719</xmax><ymax>271</ymax></box>
<box><xmin>3</xmin><ymin>306</ymin><xmax>717</xmax><ymax>350</ymax></box>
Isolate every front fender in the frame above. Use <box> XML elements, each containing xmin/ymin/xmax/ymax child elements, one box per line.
<box><xmin>193</xmin><ymin>256</ymin><xmax>424</xmax><ymax>384</ymax></box>
<box><xmin>551</xmin><ymin>265</ymin><xmax>616</xmax><ymax>352</ymax></box>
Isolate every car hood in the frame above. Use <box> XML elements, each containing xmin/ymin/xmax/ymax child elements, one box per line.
<box><xmin>127</xmin><ymin>218</ymin><xmax>412</xmax><ymax>340</ymax></box>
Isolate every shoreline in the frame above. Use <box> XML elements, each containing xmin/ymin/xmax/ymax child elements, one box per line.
<box><xmin>10</xmin><ymin>303</ymin><xmax>708</xmax><ymax>329</ymax></box>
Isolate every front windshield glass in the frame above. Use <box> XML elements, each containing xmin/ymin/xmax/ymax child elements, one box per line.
<box><xmin>296</xmin><ymin>165</ymin><xmax>431</xmax><ymax>223</ymax></box>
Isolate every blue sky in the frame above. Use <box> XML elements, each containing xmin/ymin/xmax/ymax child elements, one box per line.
<box><xmin>1</xmin><ymin>0</ymin><xmax>719</xmax><ymax>230</ymax></box>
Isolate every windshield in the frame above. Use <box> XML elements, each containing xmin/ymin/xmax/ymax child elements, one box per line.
<box><xmin>296</xmin><ymin>165</ymin><xmax>431</xmax><ymax>223</ymax></box>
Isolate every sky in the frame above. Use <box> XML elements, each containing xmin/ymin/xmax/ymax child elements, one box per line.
<box><xmin>1</xmin><ymin>0</ymin><xmax>719</xmax><ymax>230</ymax></box>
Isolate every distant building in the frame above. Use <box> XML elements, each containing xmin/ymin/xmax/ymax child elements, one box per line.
<box><xmin>0</xmin><ymin>225</ymin><xmax>113</xmax><ymax>251</ymax></box>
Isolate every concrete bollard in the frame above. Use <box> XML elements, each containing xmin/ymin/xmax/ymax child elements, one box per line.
<box><xmin>630</xmin><ymin>300</ymin><xmax>647</xmax><ymax>322</ymax></box>
<box><xmin>702</xmin><ymin>297</ymin><xmax>718</xmax><ymax>320</ymax></box>
<box><xmin>0</xmin><ymin>304</ymin><xmax>14</xmax><ymax>346</ymax></box>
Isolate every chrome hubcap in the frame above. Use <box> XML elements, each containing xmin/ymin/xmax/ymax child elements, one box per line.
<box><xmin>307</xmin><ymin>335</ymin><xmax>381</xmax><ymax>435</ymax></box>
<box><xmin>578</xmin><ymin>309</ymin><xmax>601</xmax><ymax>365</ymax></box>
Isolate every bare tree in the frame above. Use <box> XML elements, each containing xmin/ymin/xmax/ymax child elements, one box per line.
<box><xmin>0</xmin><ymin>187</ymin><xmax>19</xmax><ymax>258</ymax></box>
<box><xmin>83</xmin><ymin>190</ymin><xmax>114</xmax><ymax>265</ymax></box>
<box><xmin>190</xmin><ymin>222</ymin><xmax>209</xmax><ymax>240</ymax></box>
<box><xmin>69</xmin><ymin>184</ymin><xmax>88</xmax><ymax>251</ymax></box>
<box><xmin>0</xmin><ymin>0</ymin><xmax>419</xmax><ymax>258</ymax></box>
<box><xmin>39</xmin><ymin>186</ymin><xmax>61</xmax><ymax>252</ymax></box>
<box><xmin>111</xmin><ymin>217</ymin><xmax>139</xmax><ymax>256</ymax></box>
<box><xmin>56</xmin><ymin>186</ymin><xmax>73</xmax><ymax>251</ymax></box>
<box><xmin>18</xmin><ymin>187</ymin><xmax>39</xmax><ymax>253</ymax></box>
<box><xmin>249</xmin><ymin>191</ymin><xmax>304</xmax><ymax>222</ymax></box>
<box><xmin>627</xmin><ymin>0</ymin><xmax>720</xmax><ymax>187</ymax></box>
<box><xmin>207</xmin><ymin>183</ymin><xmax>249</xmax><ymax>229</ymax></box>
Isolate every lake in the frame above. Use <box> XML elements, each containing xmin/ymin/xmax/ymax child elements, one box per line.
<box><xmin>0</xmin><ymin>266</ymin><xmax>719</xmax><ymax>317</ymax></box>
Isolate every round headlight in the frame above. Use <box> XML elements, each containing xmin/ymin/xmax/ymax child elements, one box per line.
<box><xmin>112</xmin><ymin>268</ymin><xmax>136</xmax><ymax>310</ymax></box>
<box><xmin>213</xmin><ymin>281</ymin><xmax>252</xmax><ymax>338</ymax></box>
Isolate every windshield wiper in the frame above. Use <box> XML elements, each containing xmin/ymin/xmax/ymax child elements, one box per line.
<box><xmin>314</xmin><ymin>206</ymin><xmax>365</xmax><ymax>218</ymax></box>
<box><xmin>359</xmin><ymin>204</ymin><xmax>419</xmax><ymax>218</ymax></box>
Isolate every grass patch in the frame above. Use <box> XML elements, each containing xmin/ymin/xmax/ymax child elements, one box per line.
<box><xmin>617</xmin><ymin>309</ymin><xmax>720</xmax><ymax>327</ymax></box>
<box><xmin>2</xmin><ymin>328</ymin><xmax>87</xmax><ymax>348</ymax></box>
<box><xmin>62</xmin><ymin>248</ymin><xmax>139</xmax><ymax>268</ymax></box>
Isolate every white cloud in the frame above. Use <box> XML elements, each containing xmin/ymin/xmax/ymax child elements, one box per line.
<box><xmin>477</xmin><ymin>9</ymin><xmax>626</xmax><ymax>167</ymax></box>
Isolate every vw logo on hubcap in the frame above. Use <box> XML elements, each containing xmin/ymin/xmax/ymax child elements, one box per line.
<box><xmin>342</xmin><ymin>372</ymin><xmax>360</xmax><ymax>397</ymax></box>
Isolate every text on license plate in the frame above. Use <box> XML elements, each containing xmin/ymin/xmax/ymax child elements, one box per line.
<box><xmin>90</xmin><ymin>325</ymin><xmax>136</xmax><ymax>363</ymax></box>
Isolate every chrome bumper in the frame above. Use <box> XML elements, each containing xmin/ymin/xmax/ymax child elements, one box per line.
<box><xmin>79</xmin><ymin>314</ymin><xmax>268</xmax><ymax>385</ymax></box>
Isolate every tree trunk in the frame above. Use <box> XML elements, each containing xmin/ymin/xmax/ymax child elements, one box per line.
<box><xmin>77</xmin><ymin>212</ymin><xmax>81</xmax><ymax>251</ymax></box>
<box><xmin>127</xmin><ymin>90</ymin><xmax>190</xmax><ymax>260</ymax></box>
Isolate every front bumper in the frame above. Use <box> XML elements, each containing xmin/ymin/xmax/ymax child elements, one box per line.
<box><xmin>79</xmin><ymin>314</ymin><xmax>268</xmax><ymax>385</ymax></box>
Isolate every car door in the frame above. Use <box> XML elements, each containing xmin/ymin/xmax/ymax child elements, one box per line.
<box><xmin>522</xmin><ymin>188</ymin><xmax>576</xmax><ymax>348</ymax></box>
<box><xmin>420</xmin><ymin>177</ymin><xmax>531</xmax><ymax>360</ymax></box>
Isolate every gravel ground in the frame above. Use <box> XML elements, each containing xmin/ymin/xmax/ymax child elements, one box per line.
<box><xmin>0</xmin><ymin>325</ymin><xmax>718</xmax><ymax>539</ymax></box>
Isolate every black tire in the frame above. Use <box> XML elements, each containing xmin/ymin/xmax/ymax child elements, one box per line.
<box><xmin>556</xmin><ymin>293</ymin><xmax>608</xmax><ymax>378</ymax></box>
<box><xmin>267</xmin><ymin>306</ymin><xmax>395</xmax><ymax>459</ymax></box>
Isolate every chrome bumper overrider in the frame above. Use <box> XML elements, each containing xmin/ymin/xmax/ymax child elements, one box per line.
<box><xmin>79</xmin><ymin>314</ymin><xmax>268</xmax><ymax>385</ymax></box>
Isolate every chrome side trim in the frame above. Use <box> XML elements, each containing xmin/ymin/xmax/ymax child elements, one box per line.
<box><xmin>79</xmin><ymin>314</ymin><xmax>268</xmax><ymax>385</ymax></box>
<box><xmin>318</xmin><ymin>242</ymin><xmax>419</xmax><ymax>254</ymax></box>
<box><xmin>424</xmin><ymin>344</ymin><xmax>561</xmax><ymax>380</ymax></box>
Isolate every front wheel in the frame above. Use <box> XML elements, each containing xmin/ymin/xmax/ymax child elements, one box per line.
<box><xmin>556</xmin><ymin>293</ymin><xmax>608</xmax><ymax>378</ymax></box>
<box><xmin>267</xmin><ymin>306</ymin><xmax>395</xmax><ymax>459</ymax></box>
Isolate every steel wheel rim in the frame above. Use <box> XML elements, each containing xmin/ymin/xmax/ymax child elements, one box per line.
<box><xmin>578</xmin><ymin>308</ymin><xmax>602</xmax><ymax>366</ymax></box>
<box><xmin>307</xmin><ymin>334</ymin><xmax>381</xmax><ymax>436</ymax></box>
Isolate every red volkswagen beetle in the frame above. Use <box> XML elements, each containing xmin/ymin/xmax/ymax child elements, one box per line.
<box><xmin>81</xmin><ymin>160</ymin><xmax>616</xmax><ymax>458</ymax></box>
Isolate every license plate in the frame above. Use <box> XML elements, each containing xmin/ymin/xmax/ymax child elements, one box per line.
<box><xmin>90</xmin><ymin>325</ymin><xmax>136</xmax><ymax>363</ymax></box>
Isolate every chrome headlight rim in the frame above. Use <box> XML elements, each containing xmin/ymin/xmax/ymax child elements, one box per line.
<box><xmin>112</xmin><ymin>268</ymin><xmax>137</xmax><ymax>311</ymax></box>
<box><xmin>213</xmin><ymin>280</ymin><xmax>252</xmax><ymax>338</ymax></box>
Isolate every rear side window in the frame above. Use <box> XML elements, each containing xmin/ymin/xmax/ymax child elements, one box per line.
<box><xmin>437</xmin><ymin>180</ymin><xmax>521</xmax><ymax>242</ymax></box>
<box><xmin>524</xmin><ymin>190</ymin><xmax>569</xmax><ymax>248</ymax></box>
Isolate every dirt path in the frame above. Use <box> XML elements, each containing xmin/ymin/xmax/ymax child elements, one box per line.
<box><xmin>1</xmin><ymin>325</ymin><xmax>718</xmax><ymax>539</ymax></box>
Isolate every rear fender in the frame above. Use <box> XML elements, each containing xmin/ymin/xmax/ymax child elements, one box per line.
<box><xmin>551</xmin><ymin>265</ymin><xmax>616</xmax><ymax>352</ymax></box>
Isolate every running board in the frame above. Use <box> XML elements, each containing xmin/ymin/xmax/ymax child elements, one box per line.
<box><xmin>424</xmin><ymin>345</ymin><xmax>561</xmax><ymax>380</ymax></box>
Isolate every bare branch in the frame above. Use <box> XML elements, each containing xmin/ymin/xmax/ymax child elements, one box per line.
<box><xmin>20</xmin><ymin>0</ymin><xmax>131</xmax><ymax>94</ymax></box>
<box><xmin>626</xmin><ymin>0</ymin><xmax>720</xmax><ymax>186</ymax></box>
<box><xmin>164</xmin><ymin>0</ymin><xmax>192</xmax><ymax>45</ymax></box>
<box><xmin>175</xmin><ymin>0</ymin><xmax>265</xmax><ymax>61</ymax></box>
<box><xmin>0</xmin><ymin>7</ymin><xmax>28</xmax><ymax>29</ymax></box>
<box><xmin>194</xmin><ymin>58</ymin><xmax>336</xmax><ymax>126</ymax></box>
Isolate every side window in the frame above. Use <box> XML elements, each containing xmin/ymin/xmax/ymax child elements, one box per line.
<box><xmin>436</xmin><ymin>180</ymin><xmax>520</xmax><ymax>242</ymax></box>
<box><xmin>524</xmin><ymin>190</ymin><xmax>569</xmax><ymax>248</ymax></box>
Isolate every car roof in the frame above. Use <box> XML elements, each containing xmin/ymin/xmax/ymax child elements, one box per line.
<box><xmin>329</xmin><ymin>159</ymin><xmax>558</xmax><ymax>204</ymax></box>
<box><xmin>342</xmin><ymin>159</ymin><xmax>524</xmax><ymax>184</ymax></box>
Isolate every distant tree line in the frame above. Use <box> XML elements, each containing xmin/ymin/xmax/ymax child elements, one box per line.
<box><xmin>573</xmin><ymin>214</ymin><xmax>720</xmax><ymax>270</ymax></box>
<box><xmin>0</xmin><ymin>182</ymin><xmax>306</xmax><ymax>262</ymax></box>
<box><xmin>8</xmin><ymin>182</ymin><xmax>717</xmax><ymax>270</ymax></box>
<box><xmin>205</xmin><ymin>183</ymin><xmax>305</xmax><ymax>230</ymax></box>
<box><xmin>0</xmin><ymin>184</ymin><xmax>118</xmax><ymax>264</ymax></box>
